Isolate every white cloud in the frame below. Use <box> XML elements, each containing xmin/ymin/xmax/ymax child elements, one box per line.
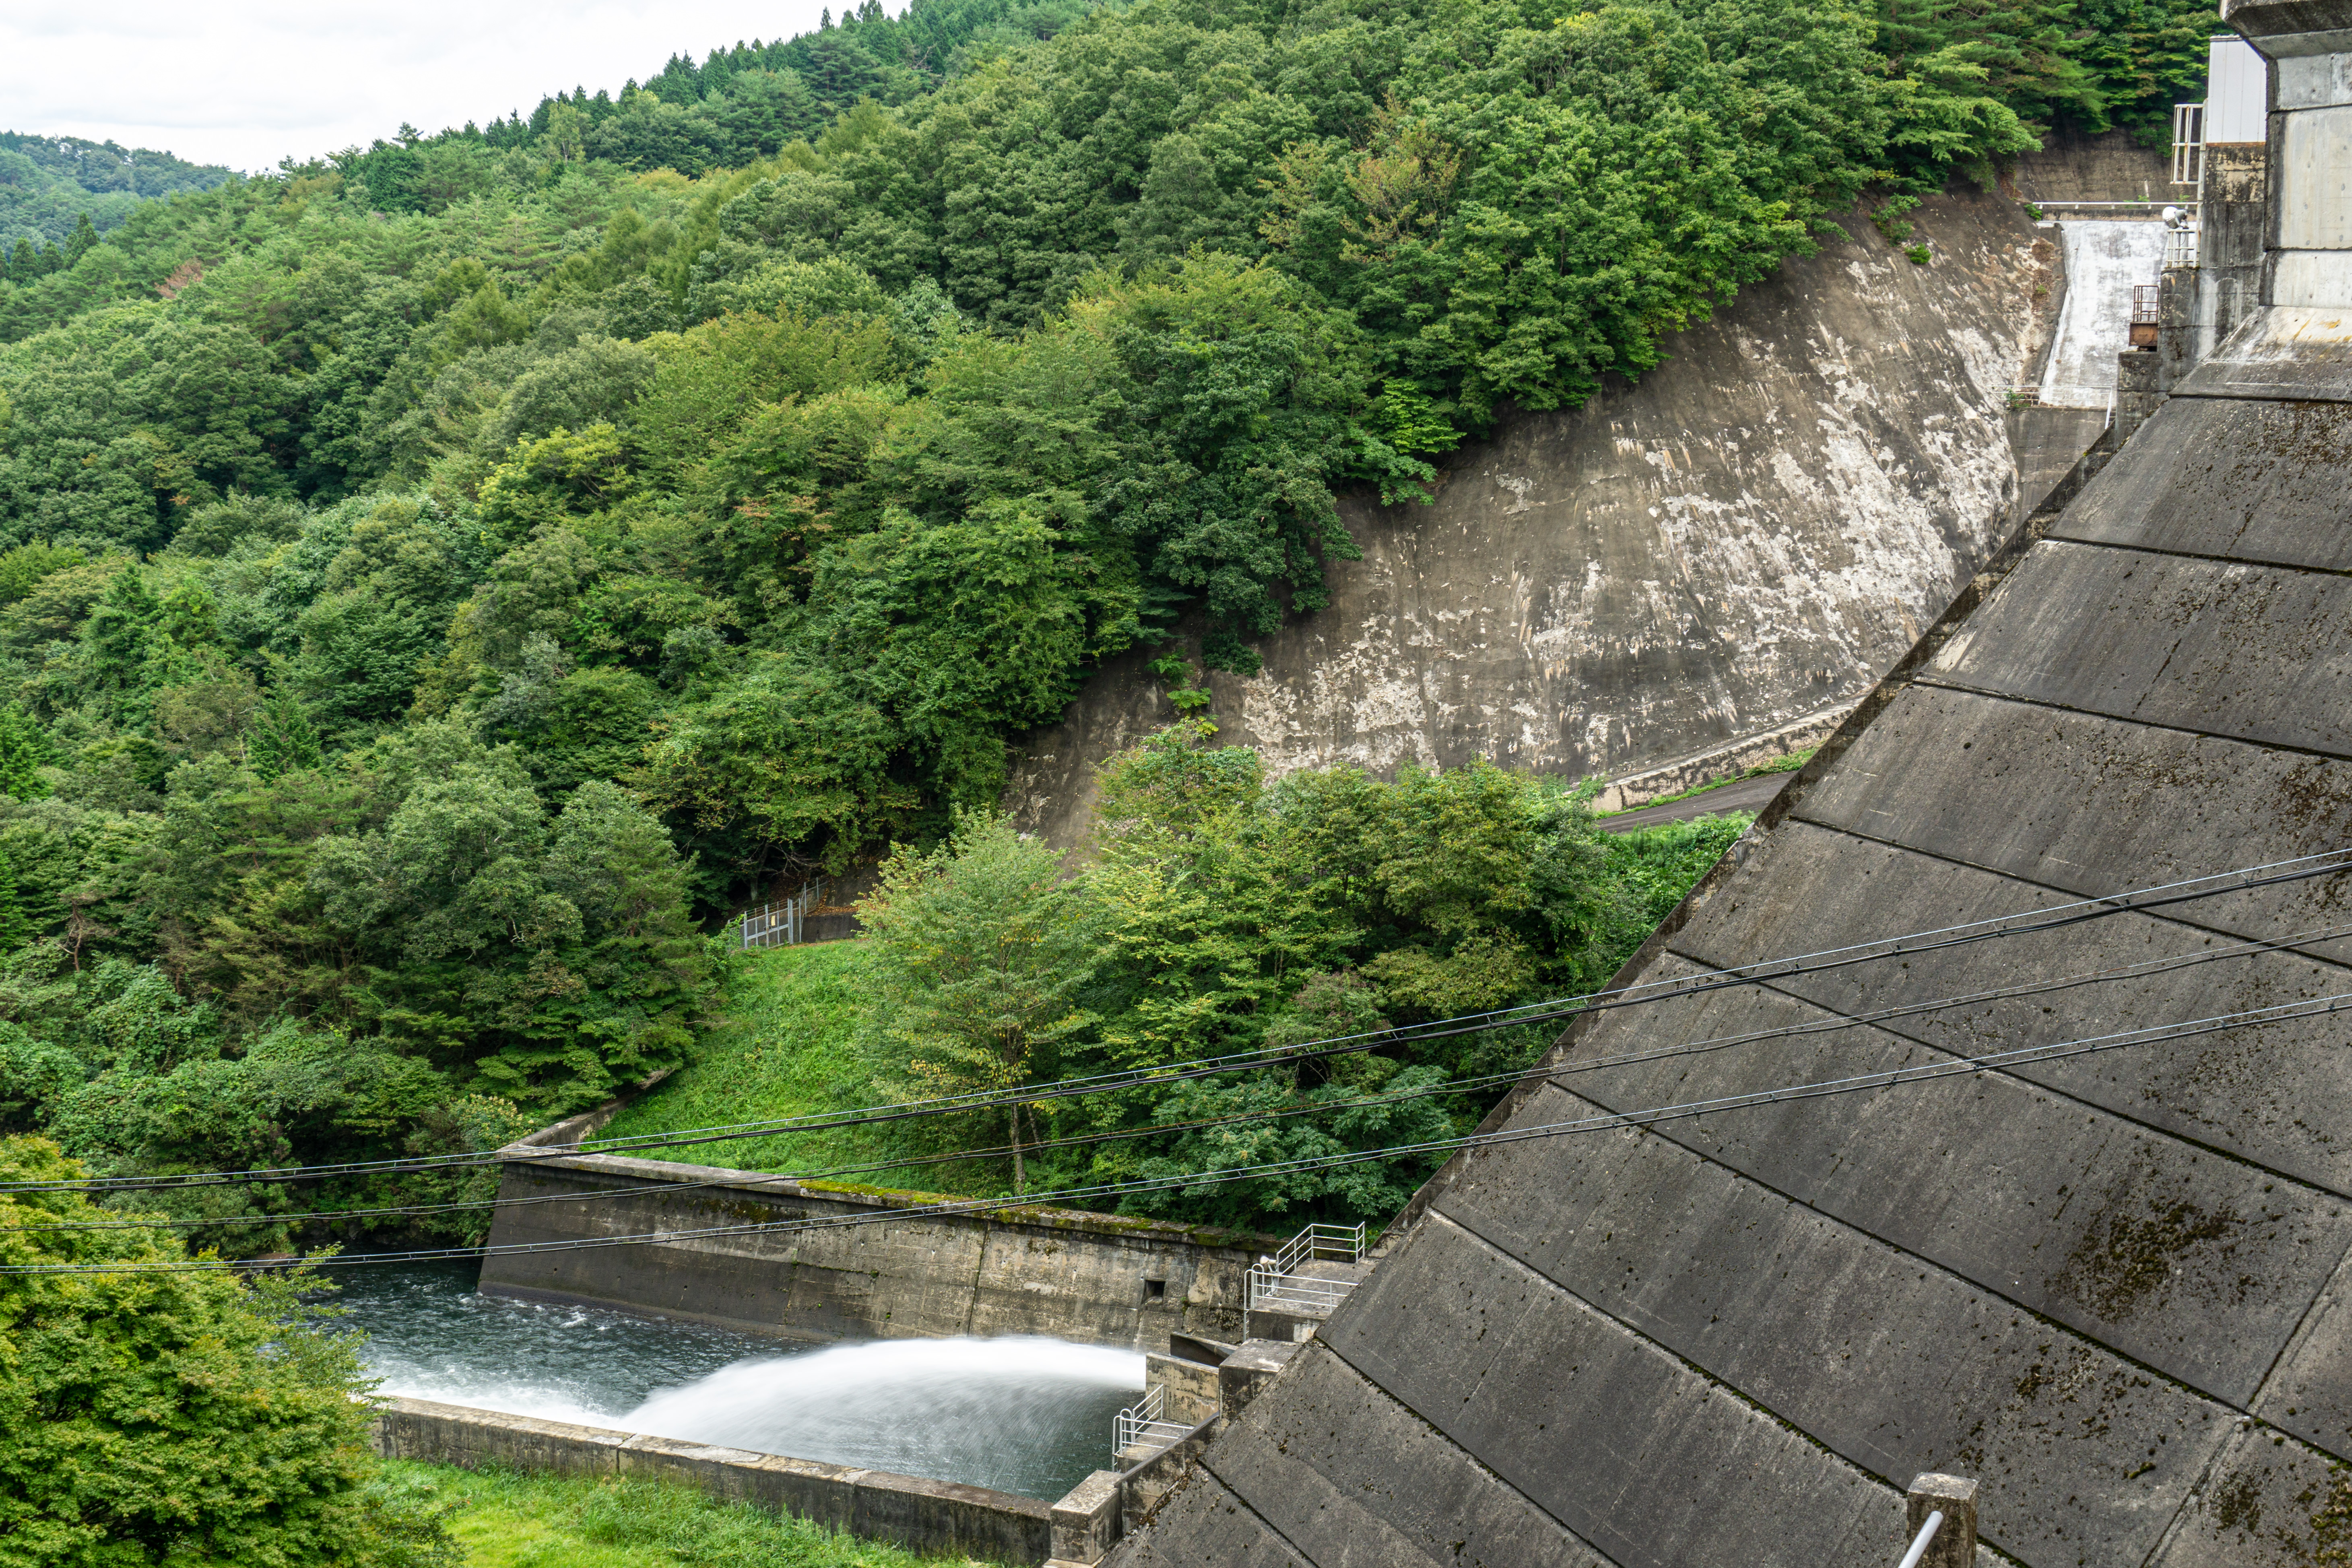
<box><xmin>0</xmin><ymin>0</ymin><xmax>845</xmax><ymax>172</ymax></box>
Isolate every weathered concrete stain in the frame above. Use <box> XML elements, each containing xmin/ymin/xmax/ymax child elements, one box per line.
<box><xmin>1009</xmin><ymin>191</ymin><xmax>2069</xmax><ymax>847</ymax></box>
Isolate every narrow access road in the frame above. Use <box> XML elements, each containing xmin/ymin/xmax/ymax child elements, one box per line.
<box><xmin>1598</xmin><ymin>772</ymin><xmax>1790</xmax><ymax>833</ymax></box>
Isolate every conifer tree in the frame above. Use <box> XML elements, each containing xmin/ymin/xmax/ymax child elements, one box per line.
<box><xmin>247</xmin><ymin>688</ymin><xmax>325</xmax><ymax>781</ymax></box>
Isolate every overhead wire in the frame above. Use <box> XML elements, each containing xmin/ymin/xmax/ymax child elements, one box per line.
<box><xmin>8</xmin><ymin>844</ymin><xmax>2345</xmax><ymax>1198</ymax></box>
<box><xmin>10</xmin><ymin>985</ymin><xmax>2346</xmax><ymax>1274</ymax></box>
<box><xmin>29</xmin><ymin>915</ymin><xmax>2352</xmax><ymax>1235</ymax></box>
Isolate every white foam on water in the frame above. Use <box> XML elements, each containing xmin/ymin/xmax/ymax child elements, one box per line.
<box><xmin>624</xmin><ymin>1335</ymin><xmax>1147</xmax><ymax>1476</ymax></box>
<box><xmin>2039</xmin><ymin>221</ymin><xmax>2170</xmax><ymax>408</ymax></box>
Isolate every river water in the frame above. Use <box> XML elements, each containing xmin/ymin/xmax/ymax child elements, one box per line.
<box><xmin>338</xmin><ymin>1259</ymin><xmax>1144</xmax><ymax>1501</ymax></box>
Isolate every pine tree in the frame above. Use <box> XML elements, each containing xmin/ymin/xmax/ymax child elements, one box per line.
<box><xmin>0</xmin><ymin>706</ymin><xmax>55</xmax><ymax>803</ymax></box>
<box><xmin>247</xmin><ymin>689</ymin><xmax>324</xmax><ymax>782</ymax></box>
<box><xmin>63</xmin><ymin>212</ymin><xmax>99</xmax><ymax>267</ymax></box>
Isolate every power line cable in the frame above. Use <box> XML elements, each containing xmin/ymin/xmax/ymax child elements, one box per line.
<box><xmin>12</xmin><ymin>986</ymin><xmax>2342</xmax><ymax>1274</ymax></box>
<box><xmin>12</xmin><ymin>846</ymin><xmax>2344</xmax><ymax>1197</ymax></box>
<box><xmin>38</xmin><ymin>916</ymin><xmax>2349</xmax><ymax>1234</ymax></box>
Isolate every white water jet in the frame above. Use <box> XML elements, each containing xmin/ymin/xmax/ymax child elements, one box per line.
<box><xmin>345</xmin><ymin>1261</ymin><xmax>1145</xmax><ymax>1498</ymax></box>
<box><xmin>625</xmin><ymin>1336</ymin><xmax>1147</xmax><ymax>1478</ymax></box>
<box><xmin>2038</xmin><ymin>220</ymin><xmax>2169</xmax><ymax>408</ymax></box>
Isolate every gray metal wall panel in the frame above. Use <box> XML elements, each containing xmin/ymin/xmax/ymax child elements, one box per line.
<box><xmin>2047</xmin><ymin>397</ymin><xmax>2352</xmax><ymax>569</ymax></box>
<box><xmin>1430</xmin><ymin>1087</ymin><xmax>2233</xmax><ymax>1563</ymax></box>
<box><xmin>1923</xmin><ymin>540</ymin><xmax>2352</xmax><ymax>757</ymax></box>
<box><xmin>1547</xmin><ymin>952</ymin><xmax>2352</xmax><ymax>1403</ymax></box>
<box><xmin>1322</xmin><ymin>1215</ymin><xmax>1908</xmax><ymax>1568</ymax></box>
<box><xmin>1204</xmin><ymin>1344</ymin><xmax>1611</xmax><ymax>1568</ymax></box>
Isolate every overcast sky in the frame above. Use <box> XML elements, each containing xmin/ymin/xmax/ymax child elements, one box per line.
<box><xmin>2</xmin><ymin>0</ymin><xmax>854</xmax><ymax>173</ymax></box>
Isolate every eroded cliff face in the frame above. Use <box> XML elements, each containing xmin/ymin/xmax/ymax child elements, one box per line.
<box><xmin>1008</xmin><ymin>190</ymin><xmax>2066</xmax><ymax>846</ymax></box>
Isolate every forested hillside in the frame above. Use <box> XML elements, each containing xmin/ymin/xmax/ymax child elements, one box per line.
<box><xmin>0</xmin><ymin>134</ymin><xmax>235</xmax><ymax>259</ymax></box>
<box><xmin>0</xmin><ymin>0</ymin><xmax>2215</xmax><ymax>1242</ymax></box>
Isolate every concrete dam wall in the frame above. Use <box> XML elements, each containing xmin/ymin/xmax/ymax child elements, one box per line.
<box><xmin>1009</xmin><ymin>190</ymin><xmax>2091</xmax><ymax>845</ymax></box>
<box><xmin>477</xmin><ymin>1152</ymin><xmax>1276</xmax><ymax>1351</ymax></box>
<box><xmin>1107</xmin><ymin>8</ymin><xmax>2352</xmax><ymax>1562</ymax></box>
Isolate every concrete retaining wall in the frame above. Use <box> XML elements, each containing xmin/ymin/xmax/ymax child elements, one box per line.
<box><xmin>1006</xmin><ymin>191</ymin><xmax>2071</xmax><ymax>850</ymax></box>
<box><xmin>372</xmin><ymin>1396</ymin><xmax>1050</xmax><ymax>1562</ymax></box>
<box><xmin>478</xmin><ymin>1151</ymin><xmax>1275</xmax><ymax>1349</ymax></box>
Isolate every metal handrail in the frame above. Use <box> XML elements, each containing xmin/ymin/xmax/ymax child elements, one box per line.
<box><xmin>1896</xmin><ymin>1509</ymin><xmax>1943</xmax><ymax>1568</ymax></box>
<box><xmin>1246</xmin><ymin>1221</ymin><xmax>1370</xmax><ymax>1312</ymax></box>
<box><xmin>1246</xmin><ymin>1266</ymin><xmax>1360</xmax><ymax>1312</ymax></box>
<box><xmin>1113</xmin><ymin>1384</ymin><xmax>1193</xmax><ymax>1456</ymax></box>
<box><xmin>741</xmin><ymin>878</ymin><xmax>822</xmax><ymax>949</ymax></box>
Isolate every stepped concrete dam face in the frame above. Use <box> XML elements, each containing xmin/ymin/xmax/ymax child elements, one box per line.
<box><xmin>1107</xmin><ymin>7</ymin><xmax>2352</xmax><ymax>1564</ymax></box>
<box><xmin>1009</xmin><ymin>190</ymin><xmax>2106</xmax><ymax>844</ymax></box>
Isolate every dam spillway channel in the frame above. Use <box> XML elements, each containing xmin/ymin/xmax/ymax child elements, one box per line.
<box><xmin>339</xmin><ymin>1257</ymin><xmax>1146</xmax><ymax>1502</ymax></box>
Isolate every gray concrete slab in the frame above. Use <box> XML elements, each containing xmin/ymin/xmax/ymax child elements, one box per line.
<box><xmin>2047</xmin><ymin>397</ymin><xmax>2352</xmax><ymax>571</ymax></box>
<box><xmin>1113</xmin><ymin>1468</ymin><xmax>1312</xmax><ymax>1567</ymax></box>
<box><xmin>1921</xmin><ymin>540</ymin><xmax>2352</xmax><ymax>759</ymax></box>
<box><xmin>1652</xmin><ymin>817</ymin><xmax>2352</xmax><ymax>1196</ymax></box>
<box><xmin>2143</xmin><ymin>1425</ymin><xmax>2352</xmax><ymax>1567</ymax></box>
<box><xmin>1427</xmin><ymin>1086</ymin><xmax>2236</xmax><ymax>1564</ymax></box>
<box><xmin>1322</xmin><ymin>1214</ymin><xmax>1964</xmax><ymax>1568</ymax></box>
<box><xmin>2171</xmin><ymin>305</ymin><xmax>2352</xmax><ymax>402</ymax></box>
<box><xmin>1791</xmin><ymin>685</ymin><xmax>2352</xmax><ymax>939</ymax></box>
<box><xmin>2247</xmin><ymin>1243</ymin><xmax>2352</xmax><ymax>1453</ymax></box>
<box><xmin>1205</xmin><ymin>1342</ymin><xmax>1611</xmax><ymax>1568</ymax></box>
<box><xmin>1547</xmin><ymin>952</ymin><xmax>2352</xmax><ymax>1402</ymax></box>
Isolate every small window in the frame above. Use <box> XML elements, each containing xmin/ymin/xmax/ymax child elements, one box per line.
<box><xmin>1145</xmin><ymin>1278</ymin><xmax>1167</xmax><ymax>1299</ymax></box>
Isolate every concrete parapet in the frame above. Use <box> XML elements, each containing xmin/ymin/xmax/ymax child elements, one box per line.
<box><xmin>1215</xmin><ymin>1339</ymin><xmax>1300</xmax><ymax>1419</ymax></box>
<box><xmin>1141</xmin><ymin>1352</ymin><xmax>1219</xmax><ymax>1427</ymax></box>
<box><xmin>1118</xmin><ymin>1413</ymin><xmax>1221</xmax><ymax>1529</ymax></box>
<box><xmin>370</xmin><ymin>1396</ymin><xmax>1051</xmax><ymax>1562</ymax></box>
<box><xmin>1048</xmin><ymin>1469</ymin><xmax>1122</xmax><ymax>1564</ymax></box>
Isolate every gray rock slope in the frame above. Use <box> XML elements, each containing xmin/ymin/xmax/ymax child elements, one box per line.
<box><xmin>1009</xmin><ymin>191</ymin><xmax>2076</xmax><ymax>847</ymax></box>
<box><xmin>1110</xmin><ymin>286</ymin><xmax>2352</xmax><ymax>1566</ymax></box>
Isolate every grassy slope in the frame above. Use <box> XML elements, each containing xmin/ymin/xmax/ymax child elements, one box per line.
<box><xmin>596</xmin><ymin>941</ymin><xmax>940</xmax><ymax>1186</ymax></box>
<box><xmin>600</xmin><ymin>817</ymin><xmax>1753</xmax><ymax>1199</ymax></box>
<box><xmin>378</xmin><ymin>1462</ymin><xmax>1001</xmax><ymax>1567</ymax></box>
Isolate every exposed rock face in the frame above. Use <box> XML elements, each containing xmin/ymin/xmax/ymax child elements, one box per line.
<box><xmin>1008</xmin><ymin>191</ymin><xmax>2069</xmax><ymax>847</ymax></box>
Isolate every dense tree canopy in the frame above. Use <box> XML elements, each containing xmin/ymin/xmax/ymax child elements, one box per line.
<box><xmin>0</xmin><ymin>0</ymin><xmax>2207</xmax><ymax>1245</ymax></box>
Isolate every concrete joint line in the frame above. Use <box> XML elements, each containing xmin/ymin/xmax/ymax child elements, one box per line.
<box><xmin>2036</xmin><ymin>530</ymin><xmax>2352</xmax><ymax>581</ymax></box>
<box><xmin>1889</xmin><ymin>676</ymin><xmax>2352</xmax><ymax>769</ymax></box>
<box><xmin>1771</xmin><ymin>811</ymin><xmax>2352</xmax><ymax>963</ymax></box>
<box><xmin>1439</xmin><ymin>1091</ymin><xmax>2257</xmax><ymax>1440</ymax></box>
<box><xmin>1651</xmin><ymin>936</ymin><xmax>2352</xmax><ymax>1205</ymax></box>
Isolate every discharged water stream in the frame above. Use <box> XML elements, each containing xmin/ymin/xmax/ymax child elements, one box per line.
<box><xmin>338</xmin><ymin>1259</ymin><xmax>1144</xmax><ymax>1501</ymax></box>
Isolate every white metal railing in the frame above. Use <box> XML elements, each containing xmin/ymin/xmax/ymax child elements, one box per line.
<box><xmin>740</xmin><ymin>879</ymin><xmax>822</xmax><ymax>948</ymax></box>
<box><xmin>2164</xmin><ymin>225</ymin><xmax>2199</xmax><ymax>269</ymax></box>
<box><xmin>2173</xmin><ymin>102</ymin><xmax>2206</xmax><ymax>186</ymax></box>
<box><xmin>1113</xmin><ymin>1383</ymin><xmax>1193</xmax><ymax>1456</ymax></box>
<box><xmin>1896</xmin><ymin>1509</ymin><xmax>1944</xmax><ymax>1568</ymax></box>
<box><xmin>1245</xmin><ymin>1222</ymin><xmax>1367</xmax><ymax>1314</ymax></box>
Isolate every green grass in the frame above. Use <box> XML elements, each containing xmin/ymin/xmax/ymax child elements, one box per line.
<box><xmin>597</xmin><ymin>941</ymin><xmax>937</xmax><ymax>1185</ymax></box>
<box><xmin>375</xmin><ymin>1461</ymin><xmax>1005</xmax><ymax>1567</ymax></box>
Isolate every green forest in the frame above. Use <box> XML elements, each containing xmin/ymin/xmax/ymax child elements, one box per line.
<box><xmin>0</xmin><ymin>0</ymin><xmax>2219</xmax><ymax>1250</ymax></box>
<box><xmin>0</xmin><ymin>134</ymin><xmax>235</xmax><ymax>254</ymax></box>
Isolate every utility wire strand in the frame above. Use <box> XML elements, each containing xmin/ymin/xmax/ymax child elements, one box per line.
<box><xmin>11</xmin><ymin>987</ymin><xmax>2345</xmax><ymax>1274</ymax></box>
<box><xmin>9</xmin><ymin>846</ymin><xmax>2345</xmax><ymax>1197</ymax></box>
<box><xmin>34</xmin><ymin>917</ymin><xmax>2352</xmax><ymax>1234</ymax></box>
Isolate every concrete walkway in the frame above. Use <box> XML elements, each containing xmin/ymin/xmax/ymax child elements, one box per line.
<box><xmin>1597</xmin><ymin>772</ymin><xmax>1788</xmax><ymax>833</ymax></box>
